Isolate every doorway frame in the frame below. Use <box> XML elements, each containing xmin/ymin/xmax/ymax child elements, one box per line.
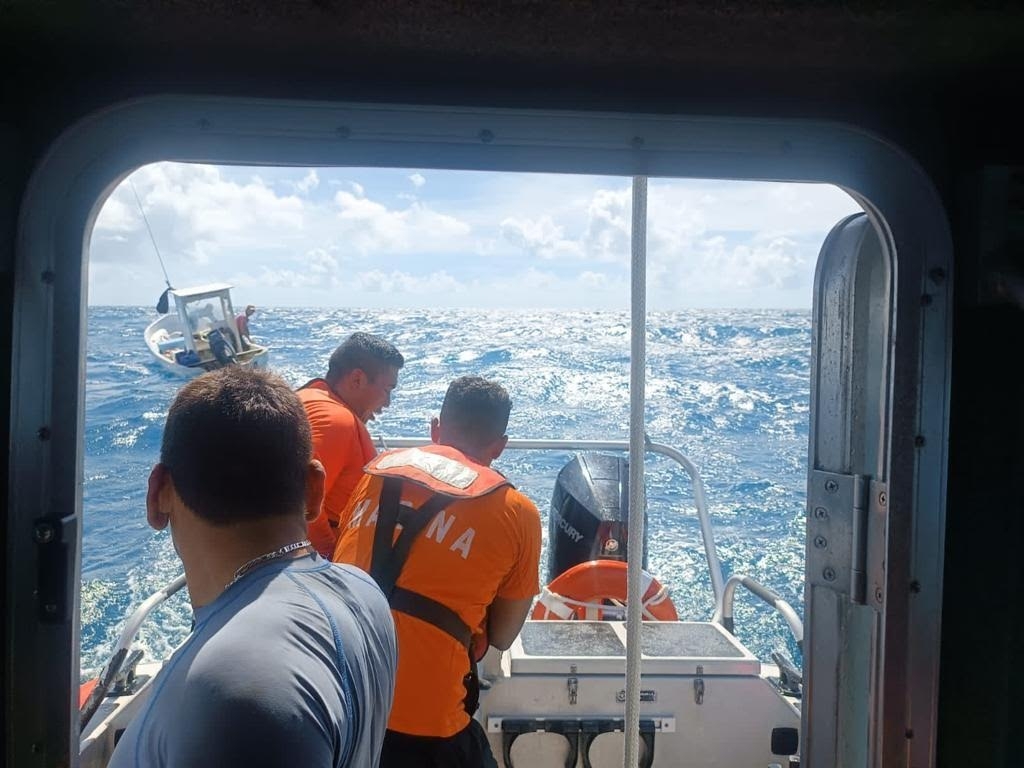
<box><xmin>6</xmin><ymin>96</ymin><xmax>951</xmax><ymax>766</ymax></box>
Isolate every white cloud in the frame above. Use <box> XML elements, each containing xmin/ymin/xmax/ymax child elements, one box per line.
<box><xmin>582</xmin><ymin>188</ymin><xmax>632</xmax><ymax>263</ymax></box>
<box><xmin>497</xmin><ymin>185</ymin><xmax>652</xmax><ymax>264</ymax></box>
<box><xmin>500</xmin><ymin>215</ymin><xmax>582</xmax><ymax>260</ymax></box>
<box><xmin>334</xmin><ymin>191</ymin><xmax>471</xmax><ymax>255</ymax></box>
<box><xmin>475</xmin><ymin>238</ymin><xmax>498</xmax><ymax>256</ymax></box>
<box><xmin>250</xmin><ymin>248</ymin><xmax>344</xmax><ymax>291</ymax></box>
<box><xmin>188</xmin><ymin>240</ymin><xmax>216</xmax><ymax>266</ymax></box>
<box><xmin>642</xmin><ymin>230</ymin><xmax>821</xmax><ymax>308</ymax></box>
<box><xmin>304</xmin><ymin>247</ymin><xmax>340</xmax><ymax>274</ymax></box>
<box><xmin>352</xmin><ymin>269</ymin><xmax>462</xmax><ymax>295</ymax></box>
<box><xmin>659</xmin><ymin>180</ymin><xmax>856</xmax><ymax>233</ymax></box>
<box><xmin>580</xmin><ymin>270</ymin><xmax>610</xmax><ymax>288</ymax></box>
<box><xmin>248</xmin><ymin>253</ymin><xmax>465</xmax><ymax>302</ymax></box>
<box><xmin>92</xmin><ymin>195</ymin><xmax>139</xmax><ymax>234</ymax></box>
<box><xmin>499</xmin><ymin>184</ymin><xmax>704</xmax><ymax>266</ymax></box>
<box><xmin>90</xmin><ymin>162</ymin><xmax>474</xmax><ymax>285</ymax></box>
<box><xmin>494</xmin><ymin>179</ymin><xmax>857</xmax><ymax>307</ymax></box>
<box><xmin>483</xmin><ymin>268</ymin><xmax>627</xmax><ymax>309</ymax></box>
<box><xmin>696</xmin><ymin>235</ymin><xmax>804</xmax><ymax>289</ymax></box>
<box><xmin>520</xmin><ymin>268</ymin><xmax>558</xmax><ymax>290</ymax></box>
<box><xmin>253</xmin><ymin>266</ymin><xmax>322</xmax><ymax>290</ymax></box>
<box><xmin>101</xmin><ymin>163</ymin><xmax>306</xmax><ymax>252</ymax></box>
<box><xmin>88</xmin><ymin>164</ymin><xmax>859</xmax><ymax>309</ymax></box>
<box><xmin>296</xmin><ymin>170</ymin><xmax>319</xmax><ymax>194</ymax></box>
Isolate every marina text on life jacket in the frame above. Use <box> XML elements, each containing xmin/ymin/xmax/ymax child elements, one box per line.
<box><xmin>347</xmin><ymin>445</ymin><xmax>512</xmax><ymax>560</ymax></box>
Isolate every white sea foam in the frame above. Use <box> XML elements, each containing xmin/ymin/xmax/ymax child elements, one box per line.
<box><xmin>81</xmin><ymin>306</ymin><xmax>811</xmax><ymax>673</ymax></box>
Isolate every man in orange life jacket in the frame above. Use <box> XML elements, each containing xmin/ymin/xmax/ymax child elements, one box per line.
<box><xmin>297</xmin><ymin>332</ymin><xmax>404</xmax><ymax>558</ymax></box>
<box><xmin>333</xmin><ymin>376</ymin><xmax>542</xmax><ymax>767</ymax></box>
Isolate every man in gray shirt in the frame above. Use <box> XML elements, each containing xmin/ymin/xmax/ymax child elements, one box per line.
<box><xmin>109</xmin><ymin>367</ymin><xmax>396</xmax><ymax>768</ymax></box>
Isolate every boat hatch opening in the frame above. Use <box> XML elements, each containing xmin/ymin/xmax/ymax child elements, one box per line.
<box><xmin>8</xmin><ymin>98</ymin><xmax>951</xmax><ymax>768</ymax></box>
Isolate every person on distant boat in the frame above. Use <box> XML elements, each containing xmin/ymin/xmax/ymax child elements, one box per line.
<box><xmin>333</xmin><ymin>376</ymin><xmax>542</xmax><ymax>768</ymax></box>
<box><xmin>298</xmin><ymin>332</ymin><xmax>404</xmax><ymax>558</ymax></box>
<box><xmin>107</xmin><ymin>367</ymin><xmax>397</xmax><ymax>768</ymax></box>
<box><xmin>235</xmin><ymin>304</ymin><xmax>256</xmax><ymax>350</ymax></box>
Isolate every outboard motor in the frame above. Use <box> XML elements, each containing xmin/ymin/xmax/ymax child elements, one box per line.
<box><xmin>208</xmin><ymin>327</ymin><xmax>237</xmax><ymax>366</ymax></box>
<box><xmin>548</xmin><ymin>453</ymin><xmax>647</xmax><ymax>583</ymax></box>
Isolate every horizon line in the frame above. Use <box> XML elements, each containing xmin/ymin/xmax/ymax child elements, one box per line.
<box><xmin>85</xmin><ymin>303</ymin><xmax>814</xmax><ymax>312</ymax></box>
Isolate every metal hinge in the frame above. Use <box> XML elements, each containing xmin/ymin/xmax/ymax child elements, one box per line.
<box><xmin>32</xmin><ymin>514</ymin><xmax>78</xmax><ymax>623</ymax></box>
<box><xmin>807</xmin><ymin>470</ymin><xmax>887</xmax><ymax>611</ymax></box>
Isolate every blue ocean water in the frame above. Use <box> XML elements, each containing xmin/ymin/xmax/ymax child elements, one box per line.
<box><xmin>81</xmin><ymin>306</ymin><xmax>809</xmax><ymax>677</ymax></box>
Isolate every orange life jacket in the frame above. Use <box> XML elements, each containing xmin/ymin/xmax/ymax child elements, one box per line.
<box><xmin>364</xmin><ymin>444</ymin><xmax>511</xmax><ymax>717</ymax></box>
<box><xmin>364</xmin><ymin>444</ymin><xmax>510</xmax><ymax>500</ymax></box>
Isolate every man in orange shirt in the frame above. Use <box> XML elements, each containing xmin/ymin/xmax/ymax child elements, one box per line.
<box><xmin>298</xmin><ymin>332</ymin><xmax>404</xmax><ymax>558</ymax></box>
<box><xmin>333</xmin><ymin>376</ymin><xmax>541</xmax><ymax>767</ymax></box>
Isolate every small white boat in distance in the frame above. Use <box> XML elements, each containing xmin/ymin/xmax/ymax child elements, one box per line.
<box><xmin>143</xmin><ymin>283</ymin><xmax>269</xmax><ymax>376</ymax></box>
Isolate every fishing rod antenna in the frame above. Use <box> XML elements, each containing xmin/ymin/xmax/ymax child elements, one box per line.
<box><xmin>128</xmin><ymin>177</ymin><xmax>172</xmax><ymax>290</ymax></box>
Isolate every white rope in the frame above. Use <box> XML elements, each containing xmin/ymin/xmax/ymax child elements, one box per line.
<box><xmin>540</xmin><ymin>594</ymin><xmax>667</xmax><ymax>622</ymax></box>
<box><xmin>625</xmin><ymin>175</ymin><xmax>648</xmax><ymax>768</ymax></box>
<box><xmin>536</xmin><ymin>587</ymin><xmax>577</xmax><ymax>619</ymax></box>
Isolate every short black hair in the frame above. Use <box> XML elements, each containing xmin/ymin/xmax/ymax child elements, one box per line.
<box><xmin>326</xmin><ymin>332</ymin><xmax>405</xmax><ymax>383</ymax></box>
<box><xmin>160</xmin><ymin>367</ymin><xmax>312</xmax><ymax>525</ymax></box>
<box><xmin>440</xmin><ymin>376</ymin><xmax>512</xmax><ymax>450</ymax></box>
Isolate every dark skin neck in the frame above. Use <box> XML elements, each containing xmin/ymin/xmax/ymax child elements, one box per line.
<box><xmin>430</xmin><ymin>417</ymin><xmax>508</xmax><ymax>466</ymax></box>
<box><xmin>146</xmin><ymin>460</ymin><xmax>326</xmax><ymax>609</ymax></box>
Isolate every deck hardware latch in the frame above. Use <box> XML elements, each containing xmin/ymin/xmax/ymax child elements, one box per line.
<box><xmin>694</xmin><ymin>665</ymin><xmax>705</xmax><ymax>705</ymax></box>
<box><xmin>771</xmin><ymin>652</ymin><xmax>803</xmax><ymax>697</ymax></box>
<box><xmin>567</xmin><ymin>664</ymin><xmax>578</xmax><ymax>705</ymax></box>
<box><xmin>110</xmin><ymin>649</ymin><xmax>145</xmax><ymax>696</ymax></box>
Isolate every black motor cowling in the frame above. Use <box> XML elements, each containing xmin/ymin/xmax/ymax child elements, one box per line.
<box><xmin>547</xmin><ymin>452</ymin><xmax>647</xmax><ymax>583</ymax></box>
<box><xmin>208</xmin><ymin>327</ymin><xmax>237</xmax><ymax>366</ymax></box>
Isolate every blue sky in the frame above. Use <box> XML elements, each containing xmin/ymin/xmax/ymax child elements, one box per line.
<box><xmin>89</xmin><ymin>163</ymin><xmax>861</xmax><ymax>310</ymax></box>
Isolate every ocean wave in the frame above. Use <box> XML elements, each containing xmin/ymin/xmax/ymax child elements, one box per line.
<box><xmin>81</xmin><ymin>306</ymin><xmax>810</xmax><ymax>673</ymax></box>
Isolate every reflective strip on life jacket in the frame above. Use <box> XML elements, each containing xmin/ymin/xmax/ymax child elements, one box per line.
<box><xmin>366</xmin><ymin>444</ymin><xmax>511</xmax><ymax>499</ymax></box>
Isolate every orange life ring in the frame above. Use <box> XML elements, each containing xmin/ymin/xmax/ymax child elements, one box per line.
<box><xmin>79</xmin><ymin>678</ymin><xmax>100</xmax><ymax>708</ymax></box>
<box><xmin>531</xmin><ymin>559</ymin><xmax>679</xmax><ymax>621</ymax></box>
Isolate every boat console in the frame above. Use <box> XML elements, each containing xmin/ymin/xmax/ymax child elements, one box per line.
<box><xmin>480</xmin><ymin>620</ymin><xmax>799</xmax><ymax>767</ymax></box>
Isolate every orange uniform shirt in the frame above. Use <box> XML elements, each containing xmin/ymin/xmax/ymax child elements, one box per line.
<box><xmin>297</xmin><ymin>380</ymin><xmax>376</xmax><ymax>557</ymax></box>
<box><xmin>334</xmin><ymin>473</ymin><xmax>541</xmax><ymax>738</ymax></box>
